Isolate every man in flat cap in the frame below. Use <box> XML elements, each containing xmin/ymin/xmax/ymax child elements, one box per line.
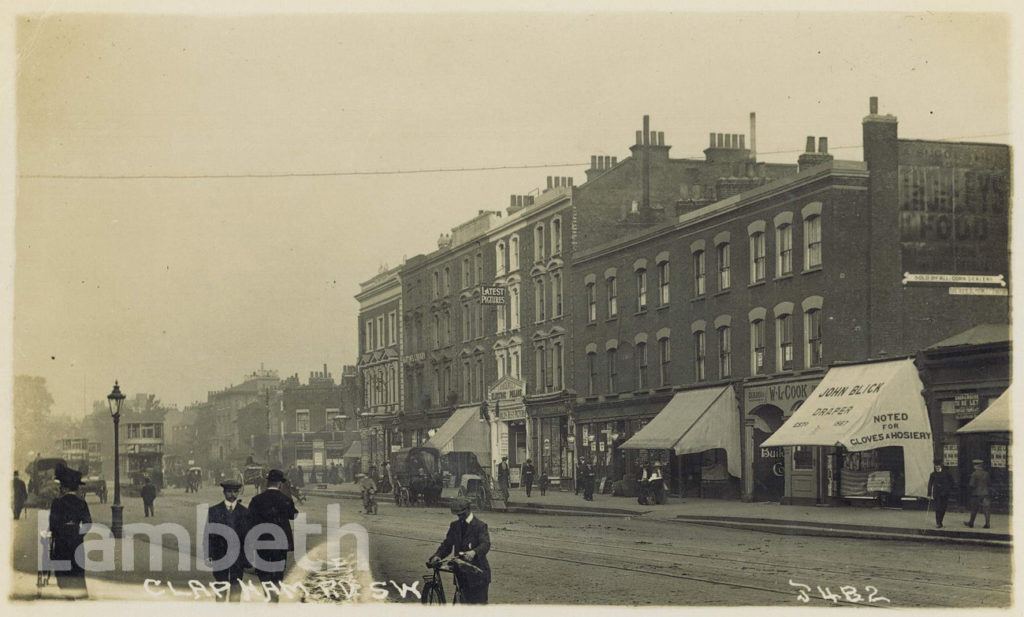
<box><xmin>965</xmin><ymin>459</ymin><xmax>992</xmax><ymax>529</ymax></box>
<box><xmin>427</xmin><ymin>497</ymin><xmax>491</xmax><ymax>604</ymax></box>
<box><xmin>247</xmin><ymin>469</ymin><xmax>299</xmax><ymax>599</ymax></box>
<box><xmin>204</xmin><ymin>476</ymin><xmax>251</xmax><ymax>602</ymax></box>
<box><xmin>49</xmin><ymin>464</ymin><xmax>91</xmax><ymax>596</ymax></box>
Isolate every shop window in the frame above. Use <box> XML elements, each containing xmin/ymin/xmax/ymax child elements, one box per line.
<box><xmin>296</xmin><ymin>442</ymin><xmax>313</xmax><ymax>460</ymax></box>
<box><xmin>793</xmin><ymin>445</ymin><xmax>813</xmax><ymax>469</ymax></box>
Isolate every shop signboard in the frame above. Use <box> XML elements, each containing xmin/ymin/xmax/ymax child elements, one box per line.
<box><xmin>865</xmin><ymin>471</ymin><xmax>892</xmax><ymax>493</ymax></box>
<box><xmin>744</xmin><ymin>378</ymin><xmax>821</xmax><ymax>416</ymax></box>
<box><xmin>480</xmin><ymin>286</ymin><xmax>507</xmax><ymax>305</ymax></box>
<box><xmin>954</xmin><ymin>392</ymin><xmax>980</xmax><ymax>419</ymax></box>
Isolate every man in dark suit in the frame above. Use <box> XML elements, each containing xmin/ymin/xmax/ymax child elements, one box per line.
<box><xmin>496</xmin><ymin>456</ymin><xmax>510</xmax><ymax>501</ymax></box>
<box><xmin>140</xmin><ymin>477</ymin><xmax>157</xmax><ymax>517</ymax></box>
<box><xmin>428</xmin><ymin>497</ymin><xmax>491</xmax><ymax>604</ymax></box>
<box><xmin>204</xmin><ymin>478</ymin><xmax>251</xmax><ymax>602</ymax></box>
<box><xmin>247</xmin><ymin>469</ymin><xmax>299</xmax><ymax>600</ymax></box>
<box><xmin>12</xmin><ymin>471</ymin><xmax>27</xmax><ymax>520</ymax></box>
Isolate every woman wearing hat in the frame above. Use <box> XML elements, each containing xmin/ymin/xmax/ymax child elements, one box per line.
<box><xmin>49</xmin><ymin>464</ymin><xmax>91</xmax><ymax>595</ymax></box>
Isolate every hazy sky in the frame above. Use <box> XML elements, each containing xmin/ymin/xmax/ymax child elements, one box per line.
<box><xmin>6</xmin><ymin>5</ymin><xmax>1013</xmax><ymax>416</ymax></box>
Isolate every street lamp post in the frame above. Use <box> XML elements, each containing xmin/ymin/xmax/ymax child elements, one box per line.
<box><xmin>107</xmin><ymin>381</ymin><xmax>126</xmax><ymax>538</ymax></box>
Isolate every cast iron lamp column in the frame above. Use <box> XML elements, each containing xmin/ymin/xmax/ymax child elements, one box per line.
<box><xmin>107</xmin><ymin>381</ymin><xmax>126</xmax><ymax>538</ymax></box>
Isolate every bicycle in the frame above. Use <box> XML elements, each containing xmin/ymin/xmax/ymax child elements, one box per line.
<box><xmin>421</xmin><ymin>555</ymin><xmax>484</xmax><ymax>604</ymax></box>
<box><xmin>361</xmin><ymin>488</ymin><xmax>379</xmax><ymax>515</ymax></box>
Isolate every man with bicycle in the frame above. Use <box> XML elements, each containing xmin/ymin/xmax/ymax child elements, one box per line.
<box><xmin>427</xmin><ymin>497</ymin><xmax>491</xmax><ymax>604</ymax></box>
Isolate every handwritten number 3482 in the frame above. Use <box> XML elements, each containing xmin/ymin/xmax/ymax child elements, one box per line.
<box><xmin>788</xmin><ymin>579</ymin><xmax>891</xmax><ymax>604</ymax></box>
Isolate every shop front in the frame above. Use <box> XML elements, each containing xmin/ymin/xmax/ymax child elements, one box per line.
<box><xmin>620</xmin><ymin>385</ymin><xmax>743</xmax><ymax>500</ymax></box>
<box><xmin>743</xmin><ymin>372</ymin><xmax>824</xmax><ymax>503</ymax></box>
<box><xmin>424</xmin><ymin>404</ymin><xmax>491</xmax><ymax>486</ymax></box>
<box><xmin>527</xmin><ymin>397</ymin><xmax>572</xmax><ymax>490</ymax></box>
<box><xmin>763</xmin><ymin>358</ymin><xmax>935</xmax><ymax>507</ymax></box>
<box><xmin>487</xmin><ymin>375</ymin><xmax>528</xmax><ymax>482</ymax></box>
<box><xmin>956</xmin><ymin>389</ymin><xmax>1012</xmax><ymax>512</ymax></box>
<box><xmin>915</xmin><ymin>324</ymin><xmax>1011</xmax><ymax>512</ymax></box>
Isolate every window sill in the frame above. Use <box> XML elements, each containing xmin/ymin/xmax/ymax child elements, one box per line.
<box><xmin>584</xmin><ymin>395</ymin><xmax>599</xmax><ymax>402</ymax></box>
<box><xmin>654</xmin><ymin>385</ymin><xmax>674</xmax><ymax>393</ymax></box>
<box><xmin>691</xmin><ymin>295</ymin><xmax>706</xmax><ymax>303</ymax></box>
<box><xmin>585</xmin><ymin>321</ymin><xmax>596</xmax><ymax>327</ymax></box>
<box><xmin>633</xmin><ymin>389</ymin><xmax>651</xmax><ymax>396</ymax></box>
<box><xmin>634</xmin><ymin>309</ymin><xmax>648</xmax><ymax>316</ymax></box>
<box><xmin>714</xmin><ymin>289</ymin><xmax>731</xmax><ymax>297</ymax></box>
<box><xmin>748</xmin><ymin>281</ymin><xmax>767</xmax><ymax>289</ymax></box>
<box><xmin>605</xmin><ymin>317</ymin><xmax>619</xmax><ymax>323</ymax></box>
<box><xmin>803</xmin><ymin>265</ymin><xmax>823</xmax><ymax>274</ymax></box>
<box><xmin>604</xmin><ymin>393</ymin><xmax>620</xmax><ymax>400</ymax></box>
<box><xmin>657</xmin><ymin>304</ymin><xmax>671</xmax><ymax>311</ymax></box>
<box><xmin>775</xmin><ymin>273</ymin><xmax>794</xmax><ymax>282</ymax></box>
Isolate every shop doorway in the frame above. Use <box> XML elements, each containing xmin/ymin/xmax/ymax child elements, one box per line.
<box><xmin>508</xmin><ymin>421</ymin><xmax>527</xmax><ymax>466</ymax></box>
<box><xmin>751</xmin><ymin>405</ymin><xmax>785</xmax><ymax>502</ymax></box>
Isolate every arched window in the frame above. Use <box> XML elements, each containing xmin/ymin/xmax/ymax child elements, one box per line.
<box><xmin>777</xmin><ymin>224</ymin><xmax>793</xmax><ymax>276</ymax></box>
<box><xmin>607</xmin><ymin>276</ymin><xmax>618</xmax><ymax>318</ymax></box>
<box><xmin>717</xmin><ymin>326</ymin><xmax>731</xmax><ymax>378</ymax></box>
<box><xmin>805</xmin><ymin>215</ymin><xmax>822</xmax><ymax>268</ymax></box>
<box><xmin>751</xmin><ymin>319</ymin><xmax>766</xmax><ymax>374</ymax></box>
<box><xmin>586</xmin><ymin>282</ymin><xmax>597</xmax><ymax>322</ymax></box>
<box><xmin>496</xmin><ymin>241</ymin><xmax>507</xmax><ymax>276</ymax></box>
<box><xmin>551</xmin><ymin>217</ymin><xmax>562</xmax><ymax>255</ymax></box>
<box><xmin>636</xmin><ymin>342</ymin><xmax>648</xmax><ymax>389</ymax></box>
<box><xmin>636</xmin><ymin>268</ymin><xmax>648</xmax><ymax>312</ymax></box>
<box><xmin>693</xmin><ymin>250</ymin><xmax>706</xmax><ymax>296</ymax></box>
<box><xmin>534</xmin><ymin>224</ymin><xmax>546</xmax><ymax>262</ymax></box>
<box><xmin>777</xmin><ymin>312</ymin><xmax>793</xmax><ymax>370</ymax></box>
<box><xmin>552</xmin><ymin>271</ymin><xmax>563</xmax><ymax>317</ymax></box>
<box><xmin>607</xmin><ymin>347</ymin><xmax>618</xmax><ymax>393</ymax></box>
<box><xmin>534</xmin><ymin>278</ymin><xmax>546</xmax><ymax>321</ymax></box>
<box><xmin>750</xmin><ymin>232</ymin><xmax>766</xmax><ymax>283</ymax></box>
<box><xmin>717</xmin><ymin>242</ymin><xmax>731</xmax><ymax>290</ymax></box>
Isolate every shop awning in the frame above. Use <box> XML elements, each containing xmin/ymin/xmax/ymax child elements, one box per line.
<box><xmin>425</xmin><ymin>405</ymin><xmax>491</xmax><ymax>465</ymax></box>
<box><xmin>620</xmin><ymin>385</ymin><xmax>741</xmax><ymax>477</ymax></box>
<box><xmin>958</xmin><ymin>389</ymin><xmax>1011</xmax><ymax>433</ymax></box>
<box><xmin>342</xmin><ymin>441</ymin><xmax>362</xmax><ymax>459</ymax></box>
<box><xmin>762</xmin><ymin>358</ymin><xmax>933</xmax><ymax>497</ymax></box>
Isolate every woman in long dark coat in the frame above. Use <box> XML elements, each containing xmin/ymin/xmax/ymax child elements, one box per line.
<box><xmin>49</xmin><ymin>465</ymin><xmax>91</xmax><ymax>594</ymax></box>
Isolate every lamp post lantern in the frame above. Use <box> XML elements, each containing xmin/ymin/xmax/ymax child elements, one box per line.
<box><xmin>107</xmin><ymin>381</ymin><xmax>126</xmax><ymax>538</ymax></box>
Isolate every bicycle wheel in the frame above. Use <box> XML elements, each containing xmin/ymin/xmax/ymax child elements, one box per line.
<box><xmin>421</xmin><ymin>582</ymin><xmax>445</xmax><ymax>605</ymax></box>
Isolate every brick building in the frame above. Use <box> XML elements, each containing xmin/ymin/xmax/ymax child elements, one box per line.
<box><xmin>280</xmin><ymin>365</ymin><xmax>361</xmax><ymax>481</ymax></box>
<box><xmin>356</xmin><ymin>265</ymin><xmax>403</xmax><ymax>467</ymax></box>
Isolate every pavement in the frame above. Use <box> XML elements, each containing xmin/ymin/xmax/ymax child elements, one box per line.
<box><xmin>305</xmin><ymin>482</ymin><xmax>1012</xmax><ymax>548</ymax></box>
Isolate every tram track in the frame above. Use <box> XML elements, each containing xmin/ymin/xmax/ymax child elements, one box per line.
<box><xmin>357</xmin><ymin>513</ymin><xmax>1010</xmax><ymax>607</ymax></box>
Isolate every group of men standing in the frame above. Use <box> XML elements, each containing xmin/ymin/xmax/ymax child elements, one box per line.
<box><xmin>203</xmin><ymin>468</ymin><xmax>299</xmax><ymax>602</ymax></box>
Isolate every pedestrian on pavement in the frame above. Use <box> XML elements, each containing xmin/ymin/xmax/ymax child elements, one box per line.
<box><xmin>427</xmin><ymin>497</ymin><xmax>491</xmax><ymax>604</ymax></box>
<box><xmin>12</xmin><ymin>470</ymin><xmax>27</xmax><ymax>520</ymax></box>
<box><xmin>379</xmin><ymin>461</ymin><xmax>393</xmax><ymax>494</ymax></box>
<box><xmin>496</xmin><ymin>457</ymin><xmax>510</xmax><ymax>501</ymax></box>
<box><xmin>49</xmin><ymin>464</ymin><xmax>91</xmax><ymax>595</ymax></box>
<box><xmin>141</xmin><ymin>477</ymin><xmax>157</xmax><ymax>517</ymax></box>
<box><xmin>927</xmin><ymin>461</ymin><xmax>953</xmax><ymax>528</ymax></box>
<box><xmin>538</xmin><ymin>472</ymin><xmax>550</xmax><ymax>496</ymax></box>
<box><xmin>521</xmin><ymin>459</ymin><xmax>536</xmax><ymax>497</ymax></box>
<box><xmin>575</xmin><ymin>457</ymin><xmax>585</xmax><ymax>495</ymax></box>
<box><xmin>248</xmin><ymin>468</ymin><xmax>299</xmax><ymax>599</ymax></box>
<box><xmin>204</xmin><ymin>477</ymin><xmax>251</xmax><ymax>602</ymax></box>
<box><xmin>329</xmin><ymin>463</ymin><xmax>340</xmax><ymax>485</ymax></box>
<box><xmin>582</xmin><ymin>458</ymin><xmax>596</xmax><ymax>501</ymax></box>
<box><xmin>294</xmin><ymin>465</ymin><xmax>306</xmax><ymax>488</ymax></box>
<box><xmin>964</xmin><ymin>459</ymin><xmax>992</xmax><ymax>529</ymax></box>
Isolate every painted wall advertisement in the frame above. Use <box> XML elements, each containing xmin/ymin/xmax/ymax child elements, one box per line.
<box><xmin>898</xmin><ymin>143</ymin><xmax>1010</xmax><ymax>277</ymax></box>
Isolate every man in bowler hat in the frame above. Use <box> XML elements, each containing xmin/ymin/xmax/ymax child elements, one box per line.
<box><xmin>204</xmin><ymin>477</ymin><xmax>251</xmax><ymax>602</ymax></box>
<box><xmin>428</xmin><ymin>497</ymin><xmax>491</xmax><ymax>604</ymax></box>
<box><xmin>247</xmin><ymin>469</ymin><xmax>299</xmax><ymax>599</ymax></box>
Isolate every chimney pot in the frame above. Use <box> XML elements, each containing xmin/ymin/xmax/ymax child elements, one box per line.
<box><xmin>805</xmin><ymin>136</ymin><xmax>815</xmax><ymax>153</ymax></box>
<box><xmin>715</xmin><ymin>133</ymin><xmax>723</xmax><ymax>147</ymax></box>
<box><xmin>643</xmin><ymin>115</ymin><xmax>650</xmax><ymax>145</ymax></box>
<box><xmin>739</xmin><ymin>135</ymin><xmax>745</xmax><ymax>149</ymax></box>
<box><xmin>659</xmin><ymin>132</ymin><xmax>665</xmax><ymax>146</ymax></box>
<box><xmin>636</xmin><ymin>130</ymin><xmax>643</xmax><ymax>145</ymax></box>
<box><xmin>709</xmin><ymin>133</ymin><xmax>716</xmax><ymax>148</ymax></box>
<box><xmin>603</xmin><ymin>156</ymin><xmax>610</xmax><ymax>169</ymax></box>
<box><xmin>870</xmin><ymin>97</ymin><xmax>878</xmax><ymax>114</ymax></box>
<box><xmin>547</xmin><ymin>176</ymin><xmax>553</xmax><ymax>189</ymax></box>
<box><xmin>818</xmin><ymin>137</ymin><xmax>828</xmax><ymax>154</ymax></box>
<box><xmin>510</xmin><ymin>195</ymin><xmax>516</xmax><ymax>207</ymax></box>
<box><xmin>731</xmin><ymin>134</ymin><xmax>739</xmax><ymax>149</ymax></box>
<box><xmin>590</xmin><ymin>155</ymin><xmax>597</xmax><ymax>169</ymax></box>
<box><xmin>611</xmin><ymin>156</ymin><xmax>618</xmax><ymax>166</ymax></box>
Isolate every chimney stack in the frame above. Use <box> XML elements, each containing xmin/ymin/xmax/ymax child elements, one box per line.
<box><xmin>749</xmin><ymin>112</ymin><xmax>757</xmax><ymax>161</ymax></box>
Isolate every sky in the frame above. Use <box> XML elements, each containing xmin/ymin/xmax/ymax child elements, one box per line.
<box><xmin>4</xmin><ymin>3</ymin><xmax>1016</xmax><ymax>417</ymax></box>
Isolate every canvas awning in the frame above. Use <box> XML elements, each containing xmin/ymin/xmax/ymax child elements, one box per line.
<box><xmin>762</xmin><ymin>358</ymin><xmax>934</xmax><ymax>497</ymax></box>
<box><xmin>342</xmin><ymin>441</ymin><xmax>362</xmax><ymax>459</ymax></box>
<box><xmin>958</xmin><ymin>389</ymin><xmax>1011</xmax><ymax>433</ymax></box>
<box><xmin>620</xmin><ymin>385</ymin><xmax>741</xmax><ymax>477</ymax></box>
<box><xmin>425</xmin><ymin>405</ymin><xmax>491</xmax><ymax>465</ymax></box>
